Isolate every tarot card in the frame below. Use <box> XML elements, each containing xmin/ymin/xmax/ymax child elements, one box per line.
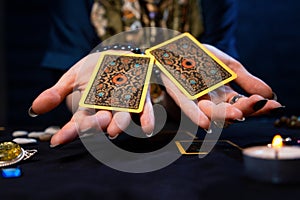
<box><xmin>175</xmin><ymin>140</ymin><xmax>242</xmax><ymax>155</ymax></box>
<box><xmin>79</xmin><ymin>52</ymin><xmax>154</xmax><ymax>113</ymax></box>
<box><xmin>145</xmin><ymin>32</ymin><xmax>237</xmax><ymax>99</ymax></box>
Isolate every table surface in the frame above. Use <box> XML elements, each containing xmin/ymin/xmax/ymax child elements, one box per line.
<box><xmin>1</xmin><ymin>117</ymin><xmax>300</xmax><ymax>200</ymax></box>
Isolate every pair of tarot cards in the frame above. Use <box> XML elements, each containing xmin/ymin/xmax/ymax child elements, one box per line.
<box><xmin>79</xmin><ymin>33</ymin><xmax>237</xmax><ymax>113</ymax></box>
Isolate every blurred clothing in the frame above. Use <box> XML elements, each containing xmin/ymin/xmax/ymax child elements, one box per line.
<box><xmin>41</xmin><ymin>0</ymin><xmax>238</xmax><ymax>70</ymax></box>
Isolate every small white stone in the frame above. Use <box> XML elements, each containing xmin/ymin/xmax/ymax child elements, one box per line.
<box><xmin>28</xmin><ymin>131</ymin><xmax>46</xmax><ymax>138</ymax></box>
<box><xmin>12</xmin><ymin>130</ymin><xmax>28</xmax><ymax>137</ymax></box>
<box><xmin>13</xmin><ymin>138</ymin><xmax>37</xmax><ymax>144</ymax></box>
<box><xmin>39</xmin><ymin>133</ymin><xmax>53</xmax><ymax>141</ymax></box>
<box><xmin>44</xmin><ymin>126</ymin><xmax>60</xmax><ymax>135</ymax></box>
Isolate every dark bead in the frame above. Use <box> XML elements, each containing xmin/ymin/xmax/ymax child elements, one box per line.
<box><xmin>285</xmin><ymin>118</ymin><xmax>291</xmax><ymax>126</ymax></box>
<box><xmin>274</xmin><ymin>119</ymin><xmax>282</xmax><ymax>127</ymax></box>
<box><xmin>295</xmin><ymin>121</ymin><xmax>300</xmax><ymax>128</ymax></box>
<box><xmin>288</xmin><ymin>120</ymin><xmax>297</xmax><ymax>128</ymax></box>
<box><xmin>290</xmin><ymin>115</ymin><xmax>298</xmax><ymax>121</ymax></box>
<box><xmin>279</xmin><ymin>116</ymin><xmax>289</xmax><ymax>123</ymax></box>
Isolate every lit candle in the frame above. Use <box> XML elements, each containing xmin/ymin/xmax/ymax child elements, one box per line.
<box><xmin>272</xmin><ymin>134</ymin><xmax>282</xmax><ymax>159</ymax></box>
<box><xmin>243</xmin><ymin>134</ymin><xmax>300</xmax><ymax>184</ymax></box>
<box><xmin>243</xmin><ymin>135</ymin><xmax>300</xmax><ymax>160</ymax></box>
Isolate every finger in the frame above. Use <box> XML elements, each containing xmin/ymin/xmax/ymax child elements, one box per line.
<box><xmin>161</xmin><ymin>73</ymin><xmax>210</xmax><ymax>129</ymax></box>
<box><xmin>203</xmin><ymin>44</ymin><xmax>273</xmax><ymax>99</ymax></box>
<box><xmin>249</xmin><ymin>100</ymin><xmax>283</xmax><ymax>116</ymax></box>
<box><xmin>107</xmin><ymin>112</ymin><xmax>131</xmax><ymax>138</ymax></box>
<box><xmin>140</xmin><ymin>92</ymin><xmax>155</xmax><ymax>136</ymax></box>
<box><xmin>31</xmin><ymin>53</ymin><xmax>99</xmax><ymax>115</ymax></box>
<box><xmin>76</xmin><ymin>109</ymin><xmax>112</xmax><ymax>133</ymax></box>
<box><xmin>50</xmin><ymin>109</ymin><xmax>113</xmax><ymax>146</ymax></box>
<box><xmin>50</xmin><ymin>121</ymin><xmax>79</xmax><ymax>147</ymax></box>
<box><xmin>230</xmin><ymin>94</ymin><xmax>270</xmax><ymax>116</ymax></box>
<box><xmin>198</xmin><ymin>100</ymin><xmax>244</xmax><ymax>121</ymax></box>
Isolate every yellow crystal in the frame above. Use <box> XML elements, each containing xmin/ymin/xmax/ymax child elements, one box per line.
<box><xmin>0</xmin><ymin>142</ymin><xmax>22</xmax><ymax>161</ymax></box>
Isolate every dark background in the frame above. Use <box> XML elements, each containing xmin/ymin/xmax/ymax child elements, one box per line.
<box><xmin>1</xmin><ymin>0</ymin><xmax>300</xmax><ymax>128</ymax></box>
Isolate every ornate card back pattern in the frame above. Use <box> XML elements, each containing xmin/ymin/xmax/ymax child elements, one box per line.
<box><xmin>146</xmin><ymin>33</ymin><xmax>237</xmax><ymax>99</ymax></box>
<box><xmin>80</xmin><ymin>53</ymin><xmax>154</xmax><ymax>113</ymax></box>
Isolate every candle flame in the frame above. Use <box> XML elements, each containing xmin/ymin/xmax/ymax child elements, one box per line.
<box><xmin>272</xmin><ymin>135</ymin><xmax>283</xmax><ymax>149</ymax></box>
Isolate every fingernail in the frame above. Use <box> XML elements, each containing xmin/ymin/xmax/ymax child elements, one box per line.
<box><xmin>205</xmin><ymin>129</ymin><xmax>212</xmax><ymax>134</ymax></box>
<box><xmin>50</xmin><ymin>143</ymin><xmax>60</xmax><ymax>148</ymax></box>
<box><xmin>146</xmin><ymin>132</ymin><xmax>153</xmax><ymax>137</ymax></box>
<box><xmin>253</xmin><ymin>99</ymin><xmax>268</xmax><ymax>111</ymax></box>
<box><xmin>228</xmin><ymin>117</ymin><xmax>245</xmax><ymax>124</ymax></box>
<box><xmin>108</xmin><ymin>134</ymin><xmax>119</xmax><ymax>140</ymax></box>
<box><xmin>235</xmin><ymin>117</ymin><xmax>245</xmax><ymax>122</ymax></box>
<box><xmin>271</xmin><ymin>92</ymin><xmax>278</xmax><ymax>101</ymax></box>
<box><xmin>270</xmin><ymin>106</ymin><xmax>286</xmax><ymax>116</ymax></box>
<box><xmin>28</xmin><ymin>106</ymin><xmax>38</xmax><ymax>117</ymax></box>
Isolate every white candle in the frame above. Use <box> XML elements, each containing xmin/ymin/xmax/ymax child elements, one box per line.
<box><xmin>243</xmin><ymin>146</ymin><xmax>300</xmax><ymax>160</ymax></box>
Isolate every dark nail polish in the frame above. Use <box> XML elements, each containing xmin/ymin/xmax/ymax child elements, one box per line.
<box><xmin>270</xmin><ymin>106</ymin><xmax>286</xmax><ymax>116</ymax></box>
<box><xmin>131</xmin><ymin>48</ymin><xmax>142</xmax><ymax>54</ymax></box>
<box><xmin>253</xmin><ymin>99</ymin><xmax>268</xmax><ymax>111</ymax></box>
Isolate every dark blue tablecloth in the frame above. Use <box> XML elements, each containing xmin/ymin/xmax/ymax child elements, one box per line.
<box><xmin>1</xmin><ymin>118</ymin><xmax>300</xmax><ymax>200</ymax></box>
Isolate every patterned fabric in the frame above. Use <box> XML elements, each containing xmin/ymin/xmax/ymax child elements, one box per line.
<box><xmin>91</xmin><ymin>0</ymin><xmax>204</xmax><ymax>41</ymax></box>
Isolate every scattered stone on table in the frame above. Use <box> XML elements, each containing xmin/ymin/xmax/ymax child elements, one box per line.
<box><xmin>28</xmin><ymin>131</ymin><xmax>47</xmax><ymax>139</ymax></box>
<box><xmin>44</xmin><ymin>126</ymin><xmax>60</xmax><ymax>135</ymax></box>
<box><xmin>12</xmin><ymin>130</ymin><xmax>29</xmax><ymax>137</ymax></box>
<box><xmin>13</xmin><ymin>138</ymin><xmax>37</xmax><ymax>144</ymax></box>
<box><xmin>39</xmin><ymin>133</ymin><xmax>53</xmax><ymax>141</ymax></box>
